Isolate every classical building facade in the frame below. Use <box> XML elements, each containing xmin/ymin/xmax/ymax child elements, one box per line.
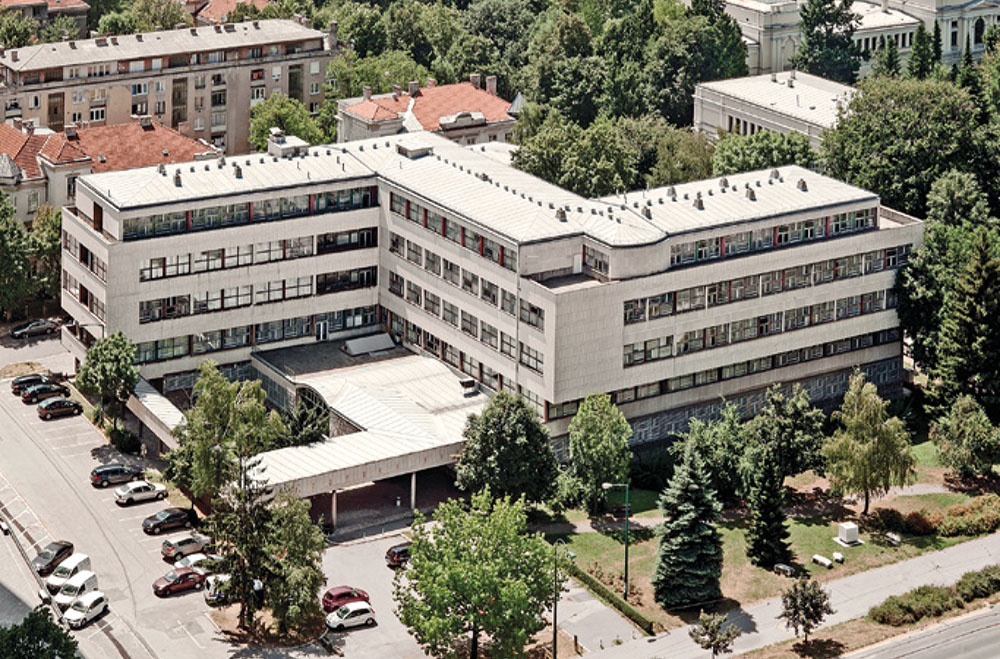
<box><xmin>61</xmin><ymin>132</ymin><xmax>923</xmax><ymax>448</ymax></box>
<box><xmin>0</xmin><ymin>19</ymin><xmax>337</xmax><ymax>155</ymax></box>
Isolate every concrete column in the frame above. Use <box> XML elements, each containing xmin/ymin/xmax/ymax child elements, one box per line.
<box><xmin>330</xmin><ymin>490</ymin><xmax>338</xmax><ymax>528</ymax></box>
<box><xmin>410</xmin><ymin>471</ymin><xmax>417</xmax><ymax>511</ymax></box>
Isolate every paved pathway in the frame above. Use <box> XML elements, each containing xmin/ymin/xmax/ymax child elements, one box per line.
<box><xmin>556</xmin><ymin>580</ymin><xmax>642</xmax><ymax>653</ymax></box>
<box><xmin>592</xmin><ymin>531</ymin><xmax>1000</xmax><ymax>658</ymax></box>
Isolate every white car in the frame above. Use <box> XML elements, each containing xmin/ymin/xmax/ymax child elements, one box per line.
<box><xmin>175</xmin><ymin>552</ymin><xmax>222</xmax><ymax>572</ymax></box>
<box><xmin>114</xmin><ymin>480</ymin><xmax>167</xmax><ymax>505</ymax></box>
<box><xmin>325</xmin><ymin>601</ymin><xmax>376</xmax><ymax>631</ymax></box>
<box><xmin>62</xmin><ymin>591</ymin><xmax>108</xmax><ymax>629</ymax></box>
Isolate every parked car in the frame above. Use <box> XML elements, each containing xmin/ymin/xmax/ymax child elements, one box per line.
<box><xmin>161</xmin><ymin>533</ymin><xmax>211</xmax><ymax>561</ymax></box>
<box><xmin>37</xmin><ymin>397</ymin><xmax>83</xmax><ymax>420</ymax></box>
<box><xmin>21</xmin><ymin>383</ymin><xmax>68</xmax><ymax>403</ymax></box>
<box><xmin>143</xmin><ymin>507</ymin><xmax>197</xmax><ymax>535</ymax></box>
<box><xmin>90</xmin><ymin>463</ymin><xmax>144</xmax><ymax>488</ymax></box>
<box><xmin>322</xmin><ymin>586</ymin><xmax>370</xmax><ymax>613</ymax></box>
<box><xmin>203</xmin><ymin>574</ymin><xmax>230</xmax><ymax>606</ymax></box>
<box><xmin>175</xmin><ymin>552</ymin><xmax>223</xmax><ymax>572</ymax></box>
<box><xmin>11</xmin><ymin>373</ymin><xmax>55</xmax><ymax>395</ymax></box>
<box><xmin>53</xmin><ymin>570</ymin><xmax>98</xmax><ymax>611</ymax></box>
<box><xmin>62</xmin><ymin>591</ymin><xmax>108</xmax><ymax>630</ymax></box>
<box><xmin>10</xmin><ymin>319</ymin><xmax>58</xmax><ymax>339</ymax></box>
<box><xmin>325</xmin><ymin>601</ymin><xmax>376</xmax><ymax>631</ymax></box>
<box><xmin>114</xmin><ymin>480</ymin><xmax>167</xmax><ymax>505</ymax></box>
<box><xmin>45</xmin><ymin>553</ymin><xmax>91</xmax><ymax>594</ymax></box>
<box><xmin>153</xmin><ymin>567</ymin><xmax>206</xmax><ymax>597</ymax></box>
<box><xmin>385</xmin><ymin>542</ymin><xmax>411</xmax><ymax>568</ymax></box>
<box><xmin>31</xmin><ymin>540</ymin><xmax>74</xmax><ymax>576</ymax></box>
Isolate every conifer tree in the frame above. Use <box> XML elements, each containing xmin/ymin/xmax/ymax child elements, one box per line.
<box><xmin>745</xmin><ymin>456</ymin><xmax>791</xmax><ymax>568</ymax></box>
<box><xmin>652</xmin><ymin>442</ymin><xmax>723</xmax><ymax>608</ymax></box>
<box><xmin>908</xmin><ymin>24</ymin><xmax>934</xmax><ymax>79</ymax></box>
<box><xmin>932</xmin><ymin>227</ymin><xmax>1000</xmax><ymax>416</ymax></box>
<box><xmin>871</xmin><ymin>35</ymin><xmax>900</xmax><ymax>77</ymax></box>
<box><xmin>792</xmin><ymin>0</ymin><xmax>861</xmax><ymax>84</ymax></box>
<box><xmin>932</xmin><ymin>20</ymin><xmax>943</xmax><ymax>62</ymax></box>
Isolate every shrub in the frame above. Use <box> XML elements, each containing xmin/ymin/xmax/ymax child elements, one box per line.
<box><xmin>867</xmin><ymin>508</ymin><xmax>906</xmax><ymax>533</ymax></box>
<box><xmin>904</xmin><ymin>510</ymin><xmax>941</xmax><ymax>535</ymax></box>
<box><xmin>938</xmin><ymin>514</ymin><xmax>976</xmax><ymax>537</ymax></box>
<box><xmin>955</xmin><ymin>565</ymin><xmax>1000</xmax><ymax>602</ymax></box>
<box><xmin>946</xmin><ymin>504</ymin><xmax>972</xmax><ymax>518</ymax></box>
<box><xmin>971</xmin><ymin>493</ymin><xmax>1000</xmax><ymax>514</ymax></box>
<box><xmin>869</xmin><ymin>585</ymin><xmax>964</xmax><ymax>626</ymax></box>
<box><xmin>108</xmin><ymin>427</ymin><xmax>141</xmax><ymax>455</ymax></box>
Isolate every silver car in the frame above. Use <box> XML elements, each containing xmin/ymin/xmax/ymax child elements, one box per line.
<box><xmin>114</xmin><ymin>480</ymin><xmax>167</xmax><ymax>505</ymax></box>
<box><xmin>161</xmin><ymin>533</ymin><xmax>211</xmax><ymax>561</ymax></box>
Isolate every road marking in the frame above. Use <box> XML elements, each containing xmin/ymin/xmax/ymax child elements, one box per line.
<box><xmin>177</xmin><ymin>620</ymin><xmax>205</xmax><ymax>650</ymax></box>
<box><xmin>118</xmin><ymin>512</ymin><xmax>156</xmax><ymax>522</ymax></box>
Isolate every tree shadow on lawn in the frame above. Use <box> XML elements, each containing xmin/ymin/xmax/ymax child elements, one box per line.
<box><xmin>669</xmin><ymin>598</ymin><xmax>762</xmax><ymax>630</ymax></box>
<box><xmin>943</xmin><ymin>472</ymin><xmax>1000</xmax><ymax>496</ymax></box>
<box><xmin>590</xmin><ymin>517</ymin><xmax>656</xmax><ymax>544</ymax></box>
<box><xmin>790</xmin><ymin>638</ymin><xmax>847</xmax><ymax>658</ymax></box>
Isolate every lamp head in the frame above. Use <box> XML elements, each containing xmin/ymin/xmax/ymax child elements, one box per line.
<box><xmin>601</xmin><ymin>482</ymin><xmax>613</xmax><ymax>491</ymax></box>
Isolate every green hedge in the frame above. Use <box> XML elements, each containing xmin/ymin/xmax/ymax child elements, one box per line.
<box><xmin>870</xmin><ymin>563</ymin><xmax>1000</xmax><ymax>626</ymax></box>
<box><xmin>564</xmin><ymin>561</ymin><xmax>655</xmax><ymax>635</ymax></box>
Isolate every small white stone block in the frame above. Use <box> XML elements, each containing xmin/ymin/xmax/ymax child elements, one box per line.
<box><xmin>838</xmin><ymin>522</ymin><xmax>859</xmax><ymax>545</ymax></box>
<box><xmin>812</xmin><ymin>554</ymin><xmax>833</xmax><ymax>569</ymax></box>
<box><xmin>833</xmin><ymin>552</ymin><xmax>844</xmax><ymax>563</ymax></box>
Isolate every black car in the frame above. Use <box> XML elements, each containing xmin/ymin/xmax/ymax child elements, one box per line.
<box><xmin>21</xmin><ymin>383</ymin><xmax>69</xmax><ymax>404</ymax></box>
<box><xmin>31</xmin><ymin>540</ymin><xmax>73</xmax><ymax>576</ymax></box>
<box><xmin>143</xmin><ymin>508</ymin><xmax>197</xmax><ymax>535</ymax></box>
<box><xmin>90</xmin><ymin>463</ymin><xmax>144</xmax><ymax>488</ymax></box>
<box><xmin>38</xmin><ymin>397</ymin><xmax>83</xmax><ymax>420</ymax></box>
<box><xmin>10</xmin><ymin>319</ymin><xmax>58</xmax><ymax>339</ymax></box>
<box><xmin>385</xmin><ymin>542</ymin><xmax>412</xmax><ymax>568</ymax></box>
<box><xmin>10</xmin><ymin>373</ymin><xmax>55</xmax><ymax>395</ymax></box>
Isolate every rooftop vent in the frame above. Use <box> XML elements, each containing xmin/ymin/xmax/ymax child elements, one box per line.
<box><xmin>555</xmin><ymin>208</ymin><xmax>567</xmax><ymax>222</ymax></box>
<box><xmin>746</xmin><ymin>187</ymin><xmax>756</xmax><ymax>201</ymax></box>
<box><xmin>213</xmin><ymin>25</ymin><xmax>222</xmax><ymax>33</ymax></box>
<box><xmin>157</xmin><ymin>163</ymin><xmax>166</xmax><ymax>175</ymax></box>
<box><xmin>136</xmin><ymin>34</ymin><xmax>142</xmax><ymax>42</ymax></box>
<box><xmin>693</xmin><ymin>192</ymin><xmax>704</xmax><ymax>210</ymax></box>
<box><xmin>770</xmin><ymin>168</ymin><xmax>780</xmax><ymax>179</ymax></box>
<box><xmin>190</xmin><ymin>27</ymin><xmax>197</xmax><ymax>35</ymax></box>
<box><xmin>217</xmin><ymin>156</ymin><xmax>225</xmax><ymax>168</ymax></box>
<box><xmin>173</xmin><ymin>170</ymin><xmax>181</xmax><ymax>187</ymax></box>
<box><xmin>642</xmin><ymin>207</ymin><xmax>652</xmax><ymax>219</ymax></box>
<box><xmin>719</xmin><ymin>177</ymin><xmax>728</xmax><ymax>188</ymax></box>
<box><xmin>797</xmin><ymin>178</ymin><xmax>808</xmax><ymax>191</ymax></box>
<box><xmin>234</xmin><ymin>164</ymin><xmax>243</xmax><ymax>178</ymax></box>
<box><xmin>161</xmin><ymin>149</ymin><xmax>168</xmax><ymax>156</ymax></box>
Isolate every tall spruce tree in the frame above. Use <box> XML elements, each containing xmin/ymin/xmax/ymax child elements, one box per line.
<box><xmin>908</xmin><ymin>23</ymin><xmax>934</xmax><ymax>79</ymax></box>
<box><xmin>652</xmin><ymin>442</ymin><xmax>723</xmax><ymax>609</ymax></box>
<box><xmin>871</xmin><ymin>35</ymin><xmax>900</xmax><ymax>77</ymax></box>
<box><xmin>745</xmin><ymin>455</ymin><xmax>792</xmax><ymax>568</ymax></box>
<box><xmin>792</xmin><ymin>0</ymin><xmax>861</xmax><ymax>84</ymax></box>
<box><xmin>932</xmin><ymin>20</ymin><xmax>943</xmax><ymax>63</ymax></box>
<box><xmin>932</xmin><ymin>227</ymin><xmax>1000</xmax><ymax>416</ymax></box>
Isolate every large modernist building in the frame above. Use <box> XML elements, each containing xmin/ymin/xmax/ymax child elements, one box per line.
<box><xmin>60</xmin><ymin>131</ymin><xmax>923</xmax><ymax>449</ymax></box>
<box><xmin>0</xmin><ymin>19</ymin><xmax>337</xmax><ymax>154</ymax></box>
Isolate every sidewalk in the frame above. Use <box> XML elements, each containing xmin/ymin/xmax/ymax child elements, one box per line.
<box><xmin>592</xmin><ymin>531</ymin><xmax>1000</xmax><ymax>658</ymax></box>
<box><xmin>557</xmin><ymin>579</ymin><xmax>643</xmax><ymax>653</ymax></box>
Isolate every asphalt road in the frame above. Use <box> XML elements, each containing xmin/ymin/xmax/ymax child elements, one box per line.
<box><xmin>849</xmin><ymin>606</ymin><xmax>1000</xmax><ymax>659</ymax></box>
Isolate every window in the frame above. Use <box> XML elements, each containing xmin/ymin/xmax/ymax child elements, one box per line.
<box><xmin>501</xmin><ymin>290</ymin><xmax>516</xmax><ymax>315</ymax></box>
<box><xmin>519</xmin><ymin>342</ymin><xmax>543</xmax><ymax>373</ymax></box>
<box><xmin>310</xmin><ymin>82</ymin><xmax>320</xmax><ymax>95</ymax></box>
<box><xmin>461</xmin><ymin>311</ymin><xmax>478</xmax><ymax>337</ymax></box>
<box><xmin>87</xmin><ymin>64</ymin><xmax>110</xmax><ymax>78</ymax></box>
<box><xmin>444</xmin><ymin>219</ymin><xmax>461</xmax><ymax>243</ymax></box>
<box><xmin>406</xmin><ymin>281</ymin><xmax>422</xmax><ymax>305</ymax></box>
<box><xmin>131</xmin><ymin>101</ymin><xmax>147</xmax><ymax>115</ymax></box>
<box><xmin>71</xmin><ymin>91</ymin><xmax>83</xmax><ymax>104</ymax></box>
<box><xmin>272</xmin><ymin>66</ymin><xmax>282</xmax><ymax>80</ymax></box>
<box><xmin>389</xmin><ymin>232</ymin><xmax>404</xmax><ymax>256</ymax></box>
<box><xmin>268</xmin><ymin>44</ymin><xmax>281</xmax><ymax>57</ymax></box>
<box><xmin>131</xmin><ymin>83</ymin><xmax>148</xmax><ymax>96</ymax></box>
<box><xmin>285</xmin><ymin>276</ymin><xmax>312</xmax><ymax>299</ymax></box>
<box><xmin>480</xmin><ymin>322</ymin><xmax>498</xmax><ymax>349</ymax></box>
<box><xmin>406</xmin><ymin>240</ymin><xmax>422</xmax><ymax>264</ymax></box>
<box><xmin>194</xmin><ymin>248</ymin><xmax>224</xmax><ymax>272</ymax></box>
<box><xmin>89</xmin><ymin>108</ymin><xmax>105</xmax><ymax>122</ymax></box>
<box><xmin>251</xmin><ymin>86</ymin><xmax>266</xmax><ymax>101</ymax></box>
<box><xmin>519</xmin><ymin>300</ymin><xmax>544</xmax><ymax>330</ymax></box>
<box><xmin>211</xmin><ymin>90</ymin><xmax>226</xmax><ymax>107</ymax></box>
<box><xmin>388</xmin><ymin>272</ymin><xmax>404</xmax><ymax>297</ymax></box>
<box><xmin>310</xmin><ymin>61</ymin><xmax>320</xmax><ymax>74</ymax></box>
<box><xmin>443</xmin><ymin>260</ymin><xmax>460</xmax><ymax>286</ymax></box>
<box><xmin>193</xmin><ymin>117</ymin><xmax>204</xmax><ymax>131</ymax></box>
<box><xmin>442</xmin><ymin>301</ymin><xmax>458</xmax><ymax>326</ymax></box>
<box><xmin>154</xmin><ymin>101</ymin><xmax>165</xmax><ymax>114</ymax></box>
<box><xmin>461</xmin><ymin>269</ymin><xmax>479</xmax><ymax>296</ymax></box>
<box><xmin>28</xmin><ymin>95</ymin><xmax>39</xmax><ymax>109</ymax></box>
<box><xmin>623</xmin><ymin>336</ymin><xmax>672</xmax><ymax>366</ymax></box>
<box><xmin>66</xmin><ymin>67</ymin><xmax>80</xmax><ymax>79</ymax></box>
<box><xmin>212</xmin><ymin>73</ymin><xmax>225</xmax><ymax>87</ymax></box>
<box><xmin>424</xmin><ymin>250</ymin><xmax>441</xmax><ymax>275</ymax></box>
<box><xmin>223</xmin><ymin>286</ymin><xmax>252</xmax><ymax>309</ymax></box>
<box><xmin>156</xmin><ymin>337</ymin><xmax>188</xmax><ymax>360</ymax></box>
<box><xmin>424</xmin><ymin>291</ymin><xmax>440</xmax><ymax>316</ymax></box>
<box><xmin>500</xmin><ymin>332</ymin><xmax>516</xmax><ymax>357</ymax></box>
<box><xmin>481</xmin><ymin>280</ymin><xmax>498</xmax><ymax>306</ymax></box>
<box><xmin>583</xmin><ymin>245</ymin><xmax>609</xmax><ymax>274</ymax></box>
<box><xmin>70</xmin><ymin>112</ymin><xmax>82</xmax><ymax>123</ymax></box>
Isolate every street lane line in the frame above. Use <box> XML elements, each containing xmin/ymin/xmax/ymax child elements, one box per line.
<box><xmin>178</xmin><ymin>620</ymin><xmax>205</xmax><ymax>650</ymax></box>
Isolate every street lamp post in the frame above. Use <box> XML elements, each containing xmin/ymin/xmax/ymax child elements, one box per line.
<box><xmin>602</xmin><ymin>482</ymin><xmax>630</xmax><ymax>600</ymax></box>
<box><xmin>552</xmin><ymin>539</ymin><xmax>575</xmax><ymax>657</ymax></box>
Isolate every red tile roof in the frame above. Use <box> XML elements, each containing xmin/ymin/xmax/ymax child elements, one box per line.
<box><xmin>0</xmin><ymin>123</ymin><xmax>46</xmax><ymax>179</ymax></box>
<box><xmin>341</xmin><ymin>82</ymin><xmax>512</xmax><ymax>132</ymax></box>
<box><xmin>196</xmin><ymin>0</ymin><xmax>270</xmax><ymax>23</ymax></box>
<box><xmin>39</xmin><ymin>121</ymin><xmax>217</xmax><ymax>172</ymax></box>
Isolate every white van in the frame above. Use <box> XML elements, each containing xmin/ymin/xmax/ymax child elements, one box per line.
<box><xmin>53</xmin><ymin>570</ymin><xmax>98</xmax><ymax>611</ymax></box>
<box><xmin>46</xmin><ymin>553</ymin><xmax>91</xmax><ymax>594</ymax></box>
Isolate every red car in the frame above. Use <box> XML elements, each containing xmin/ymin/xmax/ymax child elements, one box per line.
<box><xmin>152</xmin><ymin>567</ymin><xmax>206</xmax><ymax>597</ymax></box>
<box><xmin>322</xmin><ymin>585</ymin><xmax>370</xmax><ymax>613</ymax></box>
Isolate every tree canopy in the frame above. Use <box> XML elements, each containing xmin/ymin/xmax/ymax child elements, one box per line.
<box><xmin>0</xmin><ymin>607</ymin><xmax>78</xmax><ymax>659</ymax></box>
<box><xmin>0</xmin><ymin>196</ymin><xmax>32</xmax><ymax>318</ymax></box>
<box><xmin>792</xmin><ymin>0</ymin><xmax>861</xmax><ymax>83</ymax></box>
<box><xmin>566</xmin><ymin>393</ymin><xmax>632</xmax><ymax>513</ymax></box>
<box><xmin>712</xmin><ymin>131</ymin><xmax>815</xmax><ymax>176</ymax></box>
<box><xmin>76</xmin><ymin>331</ymin><xmax>140</xmax><ymax>430</ymax></box>
<box><xmin>249</xmin><ymin>92</ymin><xmax>324</xmax><ymax>151</ymax></box>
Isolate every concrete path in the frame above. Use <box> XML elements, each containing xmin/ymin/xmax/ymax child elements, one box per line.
<box><xmin>592</xmin><ymin>531</ymin><xmax>1000</xmax><ymax>658</ymax></box>
<box><xmin>556</xmin><ymin>579</ymin><xmax>643</xmax><ymax>653</ymax></box>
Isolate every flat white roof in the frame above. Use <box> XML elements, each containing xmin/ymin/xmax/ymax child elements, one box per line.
<box><xmin>697</xmin><ymin>71</ymin><xmax>854</xmax><ymax>130</ymax></box>
<box><xmin>253</xmin><ymin>349</ymin><xmax>488</xmax><ymax>496</ymax></box>
<box><xmin>855</xmin><ymin>1</ymin><xmax>921</xmax><ymax>31</ymax></box>
<box><xmin>1</xmin><ymin>19</ymin><xmax>324</xmax><ymax>72</ymax></box>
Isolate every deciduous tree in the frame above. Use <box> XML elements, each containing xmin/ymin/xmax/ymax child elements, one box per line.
<box><xmin>0</xmin><ymin>196</ymin><xmax>32</xmax><ymax>319</ymax></box>
<box><xmin>567</xmin><ymin>393</ymin><xmax>632</xmax><ymax>513</ymax></box>
<box><xmin>676</xmin><ymin>404</ymin><xmax>744</xmax><ymax>502</ymax></box>
<box><xmin>393</xmin><ymin>489</ymin><xmax>557</xmax><ymax>659</ymax></box>
<box><xmin>823</xmin><ymin>371</ymin><xmax>915</xmax><ymax>514</ymax></box>
<box><xmin>652</xmin><ymin>442</ymin><xmax>723</xmax><ymax>608</ymax></box>
<box><xmin>0</xmin><ymin>607</ymin><xmax>77</xmax><ymax>658</ymax></box>
<box><xmin>29</xmin><ymin>204</ymin><xmax>61</xmax><ymax>301</ymax></box>
<box><xmin>778</xmin><ymin>578</ymin><xmax>833</xmax><ymax>645</ymax></box>
<box><xmin>0</xmin><ymin>10</ymin><xmax>38</xmax><ymax>48</ymax></box>
<box><xmin>740</xmin><ymin>384</ymin><xmax>826</xmax><ymax>487</ymax></box>
<box><xmin>455</xmin><ymin>391</ymin><xmax>558</xmax><ymax>504</ymax></box>
<box><xmin>689</xmin><ymin>612</ymin><xmax>742</xmax><ymax>658</ymax></box>
<box><xmin>40</xmin><ymin>14</ymin><xmax>80</xmax><ymax>42</ymax></box>
<box><xmin>76</xmin><ymin>331</ymin><xmax>139</xmax><ymax>431</ymax></box>
<box><xmin>932</xmin><ymin>395</ymin><xmax>1000</xmax><ymax>477</ymax></box>
<box><xmin>249</xmin><ymin>92</ymin><xmax>323</xmax><ymax>151</ymax></box>
<box><xmin>265</xmin><ymin>494</ymin><xmax>327</xmax><ymax>633</ymax></box>
<box><xmin>711</xmin><ymin>131</ymin><xmax>815</xmax><ymax>176</ymax></box>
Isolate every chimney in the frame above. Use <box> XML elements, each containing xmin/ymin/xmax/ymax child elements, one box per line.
<box><xmin>642</xmin><ymin>206</ymin><xmax>652</xmax><ymax>219</ymax></box>
<box><xmin>426</xmin><ymin>77</ymin><xmax>436</xmax><ymax>87</ymax></box>
<box><xmin>23</xmin><ymin>120</ymin><xmax>33</xmax><ymax>136</ymax></box>
<box><xmin>0</xmin><ymin>47</ymin><xmax>5</xmax><ymax>58</ymax></box>
<box><xmin>770</xmin><ymin>72</ymin><xmax>777</xmax><ymax>82</ymax></box>
<box><xmin>788</xmin><ymin>78</ymin><xmax>795</xmax><ymax>88</ymax></box>
<box><xmin>790</xmin><ymin>69</ymin><xmax>797</xmax><ymax>80</ymax></box>
<box><xmin>252</xmin><ymin>20</ymin><xmax>260</xmax><ymax>28</ymax></box>
<box><xmin>555</xmin><ymin>208</ymin><xmax>567</xmax><ymax>222</ymax></box>
<box><xmin>110</xmin><ymin>36</ymin><xmax>117</xmax><ymax>45</ymax></box>
<box><xmin>213</xmin><ymin>25</ymin><xmax>222</xmax><ymax>33</ymax></box>
<box><xmin>485</xmin><ymin>75</ymin><xmax>497</xmax><ymax>95</ymax></box>
<box><xmin>12</xmin><ymin>118</ymin><xmax>21</xmax><ymax>130</ymax></box>
<box><xmin>10</xmin><ymin>50</ymin><xmax>17</xmax><ymax>62</ymax></box>
<box><xmin>407</xmin><ymin>80</ymin><xmax>419</xmax><ymax>96</ymax></box>
<box><xmin>363</xmin><ymin>85</ymin><xmax>371</xmax><ymax>101</ymax></box>
<box><xmin>65</xmin><ymin>124</ymin><xmax>77</xmax><ymax>138</ymax></box>
<box><xmin>138</xmin><ymin>115</ymin><xmax>152</xmax><ymax>128</ymax></box>
<box><xmin>469</xmin><ymin>73</ymin><xmax>482</xmax><ymax>88</ymax></box>
<box><xmin>68</xmin><ymin>41</ymin><xmax>76</xmax><ymax>48</ymax></box>
<box><xmin>881</xmin><ymin>0</ymin><xmax>888</xmax><ymax>11</ymax></box>
<box><xmin>746</xmin><ymin>187</ymin><xmax>756</xmax><ymax>201</ymax></box>
<box><xmin>328</xmin><ymin>21</ymin><xmax>339</xmax><ymax>48</ymax></box>
<box><xmin>391</xmin><ymin>84</ymin><xmax>402</xmax><ymax>96</ymax></box>
<box><xmin>173</xmin><ymin>170</ymin><xmax>182</xmax><ymax>187</ymax></box>
<box><xmin>157</xmin><ymin>163</ymin><xmax>165</xmax><ymax>175</ymax></box>
<box><xmin>136</xmin><ymin>34</ymin><xmax>142</xmax><ymax>42</ymax></box>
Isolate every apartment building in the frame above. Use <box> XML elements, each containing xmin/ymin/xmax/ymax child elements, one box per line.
<box><xmin>0</xmin><ymin>19</ymin><xmax>337</xmax><ymax>155</ymax></box>
<box><xmin>694</xmin><ymin>71</ymin><xmax>855</xmax><ymax>148</ymax></box>
<box><xmin>61</xmin><ymin>131</ymin><xmax>923</xmax><ymax>450</ymax></box>
<box><xmin>337</xmin><ymin>75</ymin><xmax>515</xmax><ymax>145</ymax></box>
<box><xmin>1</xmin><ymin>0</ymin><xmax>89</xmax><ymax>40</ymax></box>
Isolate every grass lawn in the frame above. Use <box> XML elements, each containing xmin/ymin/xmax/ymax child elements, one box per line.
<box><xmin>550</xmin><ymin>516</ymin><xmax>972</xmax><ymax>632</ymax></box>
<box><xmin>910</xmin><ymin>438</ymin><xmax>949</xmax><ymax>484</ymax></box>
<box><xmin>605</xmin><ymin>487</ymin><xmax>661</xmax><ymax>518</ymax></box>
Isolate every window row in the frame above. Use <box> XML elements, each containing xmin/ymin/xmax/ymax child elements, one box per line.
<box><xmin>624</xmin><ymin>244</ymin><xmax>911</xmax><ymax>324</ymax></box>
<box><xmin>122</xmin><ymin>186</ymin><xmax>378</xmax><ymax>241</ymax></box>
<box><xmin>550</xmin><ymin>328</ymin><xmax>901</xmax><ymax>419</ymax></box>
<box><xmin>669</xmin><ymin>208</ymin><xmax>878</xmax><ymax>267</ymax></box>
<box><xmin>62</xmin><ymin>271</ymin><xmax>105</xmax><ymax>322</ymax></box>
<box><xmin>62</xmin><ymin>230</ymin><xmax>107</xmax><ymax>282</ymax></box>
